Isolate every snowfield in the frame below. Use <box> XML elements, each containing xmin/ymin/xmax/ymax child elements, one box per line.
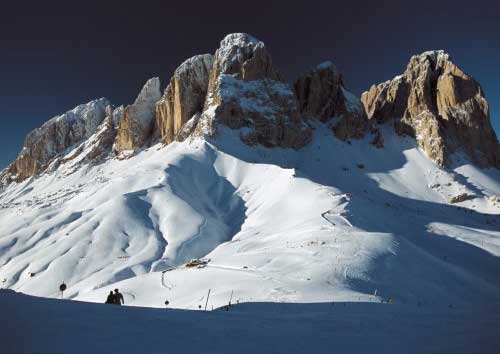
<box><xmin>3</xmin><ymin>289</ymin><xmax>499</xmax><ymax>354</ymax></box>
<box><xmin>1</xmin><ymin>122</ymin><xmax>500</xmax><ymax>352</ymax></box>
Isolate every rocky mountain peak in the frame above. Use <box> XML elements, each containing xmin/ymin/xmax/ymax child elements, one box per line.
<box><xmin>197</xmin><ymin>33</ymin><xmax>312</xmax><ymax>148</ymax></box>
<box><xmin>114</xmin><ymin>78</ymin><xmax>161</xmax><ymax>153</ymax></box>
<box><xmin>410</xmin><ymin>50</ymin><xmax>450</xmax><ymax>68</ymax></box>
<box><xmin>155</xmin><ymin>55</ymin><xmax>213</xmax><ymax>144</ymax></box>
<box><xmin>210</xmin><ymin>33</ymin><xmax>281</xmax><ymax>83</ymax></box>
<box><xmin>294</xmin><ymin>61</ymin><xmax>368</xmax><ymax>141</ymax></box>
<box><xmin>2</xmin><ymin>37</ymin><xmax>498</xmax><ymax>188</ymax></box>
<box><xmin>133</xmin><ymin>77</ymin><xmax>161</xmax><ymax>110</ymax></box>
<box><xmin>1</xmin><ymin>98</ymin><xmax>110</xmax><ymax>184</ymax></box>
<box><xmin>173</xmin><ymin>54</ymin><xmax>213</xmax><ymax>79</ymax></box>
<box><xmin>362</xmin><ymin>50</ymin><xmax>499</xmax><ymax>167</ymax></box>
<box><xmin>294</xmin><ymin>61</ymin><xmax>344</xmax><ymax>121</ymax></box>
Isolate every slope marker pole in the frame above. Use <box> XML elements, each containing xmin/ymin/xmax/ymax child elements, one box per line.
<box><xmin>59</xmin><ymin>282</ymin><xmax>67</xmax><ymax>299</ymax></box>
<box><xmin>204</xmin><ymin>289</ymin><xmax>211</xmax><ymax>311</ymax></box>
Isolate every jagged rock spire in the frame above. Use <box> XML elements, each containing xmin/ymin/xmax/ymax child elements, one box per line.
<box><xmin>210</xmin><ymin>33</ymin><xmax>281</xmax><ymax>83</ymax></box>
<box><xmin>3</xmin><ymin>39</ymin><xmax>498</xmax><ymax>188</ymax></box>
<box><xmin>2</xmin><ymin>98</ymin><xmax>110</xmax><ymax>183</ymax></box>
<box><xmin>114</xmin><ymin>77</ymin><xmax>161</xmax><ymax>153</ymax></box>
<box><xmin>155</xmin><ymin>54</ymin><xmax>213</xmax><ymax>144</ymax></box>
<box><xmin>362</xmin><ymin>50</ymin><xmax>499</xmax><ymax>167</ymax></box>
<box><xmin>196</xmin><ymin>33</ymin><xmax>312</xmax><ymax>149</ymax></box>
<box><xmin>294</xmin><ymin>61</ymin><xmax>368</xmax><ymax>141</ymax></box>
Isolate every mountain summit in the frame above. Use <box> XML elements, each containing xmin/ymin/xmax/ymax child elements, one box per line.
<box><xmin>0</xmin><ymin>34</ymin><xmax>499</xmax><ymax>317</ymax></box>
<box><xmin>362</xmin><ymin>50</ymin><xmax>499</xmax><ymax>168</ymax></box>
<box><xmin>2</xmin><ymin>35</ymin><xmax>498</xmax><ymax>187</ymax></box>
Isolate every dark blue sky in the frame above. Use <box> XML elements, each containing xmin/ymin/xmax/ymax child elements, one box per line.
<box><xmin>1</xmin><ymin>0</ymin><xmax>499</xmax><ymax>168</ymax></box>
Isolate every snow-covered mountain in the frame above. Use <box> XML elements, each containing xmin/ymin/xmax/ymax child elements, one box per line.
<box><xmin>0</xmin><ymin>33</ymin><xmax>499</xmax><ymax>315</ymax></box>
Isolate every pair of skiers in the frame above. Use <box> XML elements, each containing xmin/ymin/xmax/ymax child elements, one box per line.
<box><xmin>105</xmin><ymin>289</ymin><xmax>124</xmax><ymax>305</ymax></box>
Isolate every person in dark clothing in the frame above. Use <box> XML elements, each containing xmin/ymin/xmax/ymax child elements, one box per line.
<box><xmin>114</xmin><ymin>289</ymin><xmax>124</xmax><ymax>305</ymax></box>
<box><xmin>105</xmin><ymin>291</ymin><xmax>115</xmax><ymax>304</ymax></box>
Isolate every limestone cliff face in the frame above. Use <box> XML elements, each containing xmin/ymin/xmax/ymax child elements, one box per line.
<box><xmin>114</xmin><ymin>78</ymin><xmax>161</xmax><ymax>153</ymax></box>
<box><xmin>197</xmin><ymin>33</ymin><xmax>312</xmax><ymax>149</ymax></box>
<box><xmin>362</xmin><ymin>51</ymin><xmax>499</xmax><ymax>167</ymax></box>
<box><xmin>294</xmin><ymin>61</ymin><xmax>368</xmax><ymax>141</ymax></box>
<box><xmin>3</xmin><ymin>38</ymin><xmax>498</xmax><ymax>188</ymax></box>
<box><xmin>155</xmin><ymin>55</ymin><xmax>213</xmax><ymax>144</ymax></box>
<box><xmin>207</xmin><ymin>33</ymin><xmax>282</xmax><ymax>86</ymax></box>
<box><xmin>46</xmin><ymin>107</ymin><xmax>120</xmax><ymax>172</ymax></box>
<box><xmin>82</xmin><ymin>106</ymin><xmax>120</xmax><ymax>161</ymax></box>
<box><xmin>3</xmin><ymin>98</ymin><xmax>110</xmax><ymax>183</ymax></box>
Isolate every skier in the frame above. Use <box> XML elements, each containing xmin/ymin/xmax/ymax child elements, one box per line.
<box><xmin>114</xmin><ymin>289</ymin><xmax>124</xmax><ymax>305</ymax></box>
<box><xmin>105</xmin><ymin>291</ymin><xmax>115</xmax><ymax>304</ymax></box>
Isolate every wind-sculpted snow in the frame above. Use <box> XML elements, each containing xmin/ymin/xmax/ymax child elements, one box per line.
<box><xmin>0</xmin><ymin>142</ymin><xmax>247</xmax><ymax>299</ymax></box>
<box><xmin>1</xmin><ymin>33</ymin><xmax>499</xmax><ymax>353</ymax></box>
<box><xmin>159</xmin><ymin>157</ymin><xmax>245</xmax><ymax>266</ymax></box>
<box><xmin>0</xmin><ymin>124</ymin><xmax>499</xmax><ymax>313</ymax></box>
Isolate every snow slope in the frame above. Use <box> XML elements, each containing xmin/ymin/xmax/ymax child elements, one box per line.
<box><xmin>0</xmin><ymin>121</ymin><xmax>499</xmax><ymax>315</ymax></box>
<box><xmin>3</xmin><ymin>289</ymin><xmax>499</xmax><ymax>354</ymax></box>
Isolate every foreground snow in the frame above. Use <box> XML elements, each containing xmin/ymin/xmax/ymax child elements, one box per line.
<box><xmin>3</xmin><ymin>290</ymin><xmax>499</xmax><ymax>354</ymax></box>
<box><xmin>1</xmin><ymin>124</ymin><xmax>499</xmax><ymax>312</ymax></box>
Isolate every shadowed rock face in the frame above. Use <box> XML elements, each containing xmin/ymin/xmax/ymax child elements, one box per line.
<box><xmin>362</xmin><ymin>51</ymin><xmax>499</xmax><ymax>167</ymax></box>
<box><xmin>197</xmin><ymin>33</ymin><xmax>312</xmax><ymax>149</ymax></box>
<box><xmin>155</xmin><ymin>55</ymin><xmax>213</xmax><ymax>144</ymax></box>
<box><xmin>294</xmin><ymin>61</ymin><xmax>368</xmax><ymax>141</ymax></box>
<box><xmin>114</xmin><ymin>78</ymin><xmax>161</xmax><ymax>153</ymax></box>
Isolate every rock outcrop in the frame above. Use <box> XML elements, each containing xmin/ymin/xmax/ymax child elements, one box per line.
<box><xmin>46</xmin><ymin>107</ymin><xmax>120</xmax><ymax>172</ymax></box>
<box><xmin>294</xmin><ymin>61</ymin><xmax>368</xmax><ymax>141</ymax></box>
<box><xmin>3</xmin><ymin>98</ymin><xmax>110</xmax><ymax>183</ymax></box>
<box><xmin>362</xmin><ymin>51</ymin><xmax>499</xmax><ymax>167</ymax></box>
<box><xmin>114</xmin><ymin>78</ymin><xmax>161</xmax><ymax>153</ymax></box>
<box><xmin>81</xmin><ymin>106</ymin><xmax>120</xmax><ymax>161</ymax></box>
<box><xmin>109</xmin><ymin>105</ymin><xmax>124</xmax><ymax>127</ymax></box>
<box><xmin>155</xmin><ymin>55</ymin><xmax>213</xmax><ymax>144</ymax></box>
<box><xmin>449</xmin><ymin>193</ymin><xmax>473</xmax><ymax>204</ymax></box>
<box><xmin>3</xmin><ymin>37</ymin><xmax>498</xmax><ymax>188</ymax></box>
<box><xmin>197</xmin><ymin>33</ymin><xmax>312</xmax><ymax>148</ymax></box>
<box><xmin>207</xmin><ymin>33</ymin><xmax>282</xmax><ymax>87</ymax></box>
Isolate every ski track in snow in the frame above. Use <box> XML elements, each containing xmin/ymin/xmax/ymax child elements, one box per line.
<box><xmin>0</xmin><ymin>124</ymin><xmax>499</xmax><ymax>315</ymax></box>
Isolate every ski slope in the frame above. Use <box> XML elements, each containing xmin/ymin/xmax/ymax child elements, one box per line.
<box><xmin>0</xmin><ymin>122</ymin><xmax>499</xmax><ymax>314</ymax></box>
<box><xmin>3</xmin><ymin>289</ymin><xmax>500</xmax><ymax>354</ymax></box>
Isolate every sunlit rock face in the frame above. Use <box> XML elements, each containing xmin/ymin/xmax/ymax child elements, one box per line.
<box><xmin>3</xmin><ymin>36</ymin><xmax>498</xmax><ymax>190</ymax></box>
<box><xmin>196</xmin><ymin>33</ymin><xmax>312</xmax><ymax>149</ymax></box>
<box><xmin>81</xmin><ymin>106</ymin><xmax>119</xmax><ymax>161</ymax></box>
<box><xmin>155</xmin><ymin>55</ymin><xmax>213</xmax><ymax>144</ymax></box>
<box><xmin>114</xmin><ymin>77</ymin><xmax>161</xmax><ymax>153</ymax></box>
<box><xmin>2</xmin><ymin>98</ymin><xmax>110</xmax><ymax>184</ymax></box>
<box><xmin>362</xmin><ymin>51</ymin><xmax>499</xmax><ymax>167</ymax></box>
<box><xmin>294</xmin><ymin>61</ymin><xmax>368</xmax><ymax>141</ymax></box>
